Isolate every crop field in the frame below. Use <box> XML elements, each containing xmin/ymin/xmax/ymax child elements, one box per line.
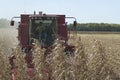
<box><xmin>0</xmin><ymin>28</ymin><xmax>120</xmax><ymax>80</ymax></box>
<box><xmin>69</xmin><ymin>33</ymin><xmax>120</xmax><ymax>79</ymax></box>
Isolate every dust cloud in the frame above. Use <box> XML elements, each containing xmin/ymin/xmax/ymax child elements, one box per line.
<box><xmin>0</xmin><ymin>28</ymin><xmax>18</xmax><ymax>53</ymax></box>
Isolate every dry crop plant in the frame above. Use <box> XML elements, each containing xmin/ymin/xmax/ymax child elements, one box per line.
<box><xmin>31</xmin><ymin>37</ymin><xmax>112</xmax><ymax>80</ymax></box>
<box><xmin>32</xmin><ymin>43</ymin><xmax>49</xmax><ymax>80</ymax></box>
<box><xmin>43</xmin><ymin>40</ymin><xmax>86</xmax><ymax>80</ymax></box>
<box><xmin>10</xmin><ymin>46</ymin><xmax>28</xmax><ymax>80</ymax></box>
<box><xmin>0</xmin><ymin>35</ymin><xmax>120</xmax><ymax>80</ymax></box>
<box><xmin>0</xmin><ymin>46</ymin><xmax>11</xmax><ymax>80</ymax></box>
<box><xmin>106</xmin><ymin>45</ymin><xmax>120</xmax><ymax>79</ymax></box>
<box><xmin>51</xmin><ymin>41</ymin><xmax>73</xmax><ymax>80</ymax></box>
<box><xmin>32</xmin><ymin>40</ymin><xmax>74</xmax><ymax>80</ymax></box>
<box><xmin>87</xmin><ymin>40</ymin><xmax>111</xmax><ymax>80</ymax></box>
<box><xmin>32</xmin><ymin>40</ymin><xmax>72</xmax><ymax>80</ymax></box>
<box><xmin>70</xmin><ymin>38</ymin><xmax>88</xmax><ymax>80</ymax></box>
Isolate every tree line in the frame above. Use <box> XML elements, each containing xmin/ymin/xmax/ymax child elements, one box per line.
<box><xmin>0</xmin><ymin>18</ymin><xmax>120</xmax><ymax>32</ymax></box>
<box><xmin>68</xmin><ymin>23</ymin><xmax>120</xmax><ymax>32</ymax></box>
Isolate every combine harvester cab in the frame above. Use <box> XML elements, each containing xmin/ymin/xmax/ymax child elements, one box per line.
<box><xmin>10</xmin><ymin>11</ymin><xmax>77</xmax><ymax>79</ymax></box>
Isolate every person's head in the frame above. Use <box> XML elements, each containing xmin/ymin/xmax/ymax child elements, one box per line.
<box><xmin>39</xmin><ymin>22</ymin><xmax>43</xmax><ymax>26</ymax></box>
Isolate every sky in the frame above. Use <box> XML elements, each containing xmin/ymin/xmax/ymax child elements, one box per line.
<box><xmin>0</xmin><ymin>0</ymin><xmax>120</xmax><ymax>23</ymax></box>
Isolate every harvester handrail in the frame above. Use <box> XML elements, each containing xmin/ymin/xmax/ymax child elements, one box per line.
<box><xmin>11</xmin><ymin>16</ymin><xmax>21</xmax><ymax>21</ymax></box>
<box><xmin>65</xmin><ymin>17</ymin><xmax>77</xmax><ymax>21</ymax></box>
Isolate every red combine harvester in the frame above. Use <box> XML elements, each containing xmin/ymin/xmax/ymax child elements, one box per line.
<box><xmin>10</xmin><ymin>11</ymin><xmax>77</xmax><ymax>54</ymax></box>
<box><xmin>10</xmin><ymin>11</ymin><xmax>77</xmax><ymax>79</ymax></box>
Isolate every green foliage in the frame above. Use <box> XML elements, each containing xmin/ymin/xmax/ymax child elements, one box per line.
<box><xmin>68</xmin><ymin>23</ymin><xmax>120</xmax><ymax>32</ymax></box>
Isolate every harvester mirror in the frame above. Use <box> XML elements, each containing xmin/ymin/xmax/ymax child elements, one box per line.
<box><xmin>10</xmin><ymin>20</ymin><xmax>14</xmax><ymax>26</ymax></box>
<box><xmin>73</xmin><ymin>21</ymin><xmax>77</xmax><ymax>27</ymax></box>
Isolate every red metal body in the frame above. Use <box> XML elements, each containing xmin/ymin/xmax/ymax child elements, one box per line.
<box><xmin>18</xmin><ymin>13</ymin><xmax>68</xmax><ymax>50</ymax></box>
